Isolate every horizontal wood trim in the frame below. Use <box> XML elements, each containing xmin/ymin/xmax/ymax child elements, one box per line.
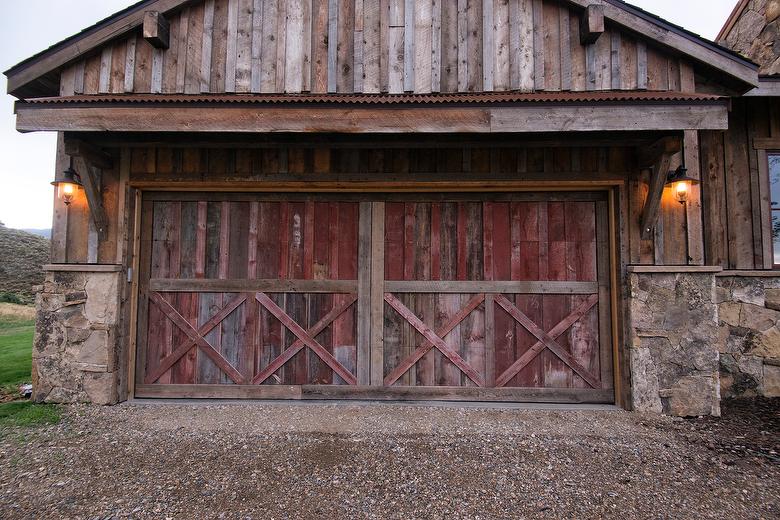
<box><xmin>135</xmin><ymin>384</ymin><xmax>303</xmax><ymax>399</ymax></box>
<box><xmin>627</xmin><ymin>265</ymin><xmax>723</xmax><ymax>273</ymax></box>
<box><xmin>716</xmin><ymin>270</ymin><xmax>780</xmax><ymax>278</ymax></box>
<box><xmin>142</xmin><ymin>190</ymin><xmax>612</xmax><ymax>201</ymax></box>
<box><xmin>302</xmin><ymin>385</ymin><xmax>614</xmax><ymax>403</ymax></box>
<box><xmin>384</xmin><ymin>280</ymin><xmax>599</xmax><ymax>294</ymax></box>
<box><xmin>6</xmin><ymin>0</ymin><xmax>193</xmax><ymax>95</ymax></box>
<box><xmin>753</xmin><ymin>138</ymin><xmax>780</xmax><ymax>150</ymax></box>
<box><xmin>744</xmin><ymin>80</ymin><xmax>780</xmax><ymax>97</ymax></box>
<box><xmin>148</xmin><ymin>279</ymin><xmax>358</xmax><ymax>293</ymax></box>
<box><xmin>133</xmin><ymin>181</ymin><xmax>624</xmax><ymax>192</ymax></box>
<box><xmin>43</xmin><ymin>263</ymin><xmax>123</xmax><ymax>272</ymax></box>
<box><xmin>15</xmin><ymin>103</ymin><xmax>730</xmax><ymax>134</ymax></box>
<box><xmin>135</xmin><ymin>384</ymin><xmax>615</xmax><ymax>403</ymax></box>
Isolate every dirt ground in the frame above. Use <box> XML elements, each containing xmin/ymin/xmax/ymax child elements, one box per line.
<box><xmin>0</xmin><ymin>399</ymin><xmax>778</xmax><ymax>519</ymax></box>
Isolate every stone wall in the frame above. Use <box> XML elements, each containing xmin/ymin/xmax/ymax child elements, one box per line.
<box><xmin>628</xmin><ymin>269</ymin><xmax>721</xmax><ymax>417</ymax></box>
<box><xmin>716</xmin><ymin>275</ymin><xmax>780</xmax><ymax>399</ymax></box>
<box><xmin>720</xmin><ymin>0</ymin><xmax>780</xmax><ymax>75</ymax></box>
<box><xmin>32</xmin><ymin>268</ymin><xmax>123</xmax><ymax>405</ymax></box>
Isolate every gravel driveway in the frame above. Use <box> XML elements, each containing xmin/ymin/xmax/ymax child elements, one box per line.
<box><xmin>1</xmin><ymin>400</ymin><xmax>778</xmax><ymax>519</ymax></box>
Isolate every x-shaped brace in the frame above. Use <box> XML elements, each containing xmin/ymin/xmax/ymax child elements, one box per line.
<box><xmin>255</xmin><ymin>292</ymin><xmax>358</xmax><ymax>385</ymax></box>
<box><xmin>493</xmin><ymin>294</ymin><xmax>601</xmax><ymax>388</ymax></box>
<box><xmin>146</xmin><ymin>292</ymin><xmax>247</xmax><ymax>385</ymax></box>
<box><xmin>384</xmin><ymin>293</ymin><xmax>485</xmax><ymax>387</ymax></box>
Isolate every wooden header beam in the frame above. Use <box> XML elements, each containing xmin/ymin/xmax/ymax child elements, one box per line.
<box><xmin>580</xmin><ymin>5</ymin><xmax>605</xmax><ymax>45</ymax></box>
<box><xmin>15</xmin><ymin>103</ymin><xmax>730</xmax><ymax>134</ymax></box>
<box><xmin>143</xmin><ymin>11</ymin><xmax>170</xmax><ymax>49</ymax></box>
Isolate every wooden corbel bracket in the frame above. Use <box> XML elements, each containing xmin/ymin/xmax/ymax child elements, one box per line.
<box><xmin>639</xmin><ymin>136</ymin><xmax>681</xmax><ymax>240</ymax></box>
<box><xmin>65</xmin><ymin>139</ymin><xmax>112</xmax><ymax>241</ymax></box>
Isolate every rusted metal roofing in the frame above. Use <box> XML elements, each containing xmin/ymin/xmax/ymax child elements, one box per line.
<box><xmin>25</xmin><ymin>91</ymin><xmax>726</xmax><ymax>105</ymax></box>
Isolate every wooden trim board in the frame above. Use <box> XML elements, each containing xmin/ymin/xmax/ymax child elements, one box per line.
<box><xmin>15</xmin><ymin>103</ymin><xmax>730</xmax><ymax>134</ymax></box>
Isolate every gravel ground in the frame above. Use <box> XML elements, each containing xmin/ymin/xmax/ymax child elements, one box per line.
<box><xmin>0</xmin><ymin>399</ymin><xmax>778</xmax><ymax>519</ymax></box>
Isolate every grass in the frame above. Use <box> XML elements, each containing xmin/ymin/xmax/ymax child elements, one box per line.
<box><xmin>0</xmin><ymin>401</ymin><xmax>60</xmax><ymax>427</ymax></box>
<box><xmin>0</xmin><ymin>308</ymin><xmax>61</xmax><ymax>428</ymax></box>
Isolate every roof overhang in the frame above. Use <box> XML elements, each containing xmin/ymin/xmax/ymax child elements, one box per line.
<box><xmin>744</xmin><ymin>76</ymin><xmax>780</xmax><ymax>97</ymax></box>
<box><xmin>4</xmin><ymin>0</ymin><xmax>759</xmax><ymax>99</ymax></box>
<box><xmin>564</xmin><ymin>0</ymin><xmax>758</xmax><ymax>88</ymax></box>
<box><xmin>14</xmin><ymin>93</ymin><xmax>730</xmax><ymax>134</ymax></box>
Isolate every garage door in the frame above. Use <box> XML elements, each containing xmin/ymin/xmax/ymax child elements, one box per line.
<box><xmin>135</xmin><ymin>193</ymin><xmax>614</xmax><ymax>403</ymax></box>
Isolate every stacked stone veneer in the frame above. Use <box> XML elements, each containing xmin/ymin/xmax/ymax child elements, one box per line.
<box><xmin>628</xmin><ymin>270</ymin><xmax>721</xmax><ymax>417</ymax></box>
<box><xmin>33</xmin><ymin>269</ymin><xmax>123</xmax><ymax>405</ymax></box>
<box><xmin>716</xmin><ymin>275</ymin><xmax>780</xmax><ymax>399</ymax></box>
<box><xmin>720</xmin><ymin>0</ymin><xmax>780</xmax><ymax>75</ymax></box>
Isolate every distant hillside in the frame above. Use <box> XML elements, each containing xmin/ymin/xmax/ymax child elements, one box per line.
<box><xmin>0</xmin><ymin>223</ymin><xmax>50</xmax><ymax>305</ymax></box>
<box><xmin>22</xmin><ymin>229</ymin><xmax>52</xmax><ymax>239</ymax></box>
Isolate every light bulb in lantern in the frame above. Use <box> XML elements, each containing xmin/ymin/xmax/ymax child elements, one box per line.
<box><xmin>673</xmin><ymin>180</ymin><xmax>689</xmax><ymax>204</ymax></box>
<box><xmin>51</xmin><ymin>161</ymin><xmax>83</xmax><ymax>206</ymax></box>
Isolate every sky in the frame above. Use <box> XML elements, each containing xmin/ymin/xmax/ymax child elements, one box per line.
<box><xmin>0</xmin><ymin>0</ymin><xmax>741</xmax><ymax>230</ymax></box>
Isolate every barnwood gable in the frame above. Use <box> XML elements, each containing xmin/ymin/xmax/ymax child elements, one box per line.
<box><xmin>6</xmin><ymin>0</ymin><xmax>759</xmax><ymax>99</ymax></box>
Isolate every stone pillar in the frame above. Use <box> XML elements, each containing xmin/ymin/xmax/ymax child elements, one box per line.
<box><xmin>627</xmin><ymin>267</ymin><xmax>722</xmax><ymax>417</ymax></box>
<box><xmin>716</xmin><ymin>273</ymin><xmax>780</xmax><ymax>399</ymax></box>
<box><xmin>33</xmin><ymin>266</ymin><xmax>123</xmax><ymax>405</ymax></box>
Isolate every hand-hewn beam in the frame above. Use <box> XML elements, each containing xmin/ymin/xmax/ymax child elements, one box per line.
<box><xmin>15</xmin><ymin>103</ymin><xmax>730</xmax><ymax>134</ymax></box>
<box><xmin>580</xmin><ymin>5</ymin><xmax>605</xmax><ymax>45</ymax></box>
<box><xmin>640</xmin><ymin>151</ymin><xmax>674</xmax><ymax>240</ymax></box>
<box><xmin>64</xmin><ymin>138</ymin><xmax>114</xmax><ymax>169</ymax></box>
<box><xmin>73</xmin><ymin>156</ymin><xmax>109</xmax><ymax>241</ymax></box>
<box><xmin>143</xmin><ymin>11</ymin><xmax>170</xmax><ymax>49</ymax></box>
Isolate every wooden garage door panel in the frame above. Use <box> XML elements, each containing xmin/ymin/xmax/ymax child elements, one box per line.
<box><xmin>136</xmin><ymin>193</ymin><xmax>613</xmax><ymax>402</ymax></box>
<box><xmin>139</xmin><ymin>199</ymin><xmax>360</xmax><ymax>387</ymax></box>
<box><xmin>381</xmin><ymin>200</ymin><xmax>611</xmax><ymax>391</ymax></box>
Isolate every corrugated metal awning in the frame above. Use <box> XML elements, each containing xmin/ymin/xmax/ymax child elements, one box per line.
<box><xmin>24</xmin><ymin>91</ymin><xmax>726</xmax><ymax>106</ymax></box>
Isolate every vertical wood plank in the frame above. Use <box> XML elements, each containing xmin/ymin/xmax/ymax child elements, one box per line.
<box><xmin>175</xmin><ymin>8</ymin><xmax>190</xmax><ymax>93</ymax></box>
<box><xmin>285</xmin><ymin>0</ymin><xmax>305</xmax><ymax>92</ymax></box>
<box><xmin>532</xmin><ymin>0</ymin><xmax>543</xmax><ymax>90</ymax></box>
<box><xmin>311</xmin><ymin>0</ymin><xmax>329</xmax><ymax>93</ymax></box>
<box><xmin>371</xmin><ymin>202</ymin><xmax>386</xmax><ymax>386</ymax></box>
<box><xmin>356</xmin><ymin>202</ymin><xmax>372</xmax><ymax>385</ymax></box>
<box><xmin>363</xmin><ymin>0</ymin><xmax>382</xmax><ymax>93</ymax></box>
<box><xmin>559</xmin><ymin>7</ymin><xmax>571</xmax><ymax>91</ymax></box>
<box><xmin>225</xmin><ymin>0</ymin><xmax>239</xmax><ymax>92</ymax></box>
<box><xmin>466</xmin><ymin>0</ymin><xmax>483</xmax><ymax>91</ymax></box>
<box><xmin>338</xmin><ymin>0</ymin><xmax>355</xmax><ymax>92</ymax></box>
<box><xmin>258</xmin><ymin>0</ymin><xmax>278</xmax><ymax>92</ymax></box>
<box><xmin>99</xmin><ymin>46</ymin><xmax>112</xmax><ymax>93</ymax></box>
<box><xmin>201</xmin><ymin>0</ymin><xmax>215</xmax><ymax>92</ymax></box>
<box><xmin>636</xmin><ymin>40</ymin><xmax>647</xmax><ymax>90</ymax></box>
<box><xmin>209</xmin><ymin>0</ymin><xmax>229</xmax><ymax>92</ymax></box>
<box><xmin>569</xmin><ymin>7</ymin><xmax>585</xmax><ymax>91</ymax></box>
<box><xmin>684</xmin><ymin>130</ymin><xmax>705</xmax><ymax>265</ymax></box>
<box><xmin>482</xmin><ymin>0</ymin><xmax>494</xmax><ymax>91</ymax></box>
<box><xmin>124</xmin><ymin>35</ymin><xmax>137</xmax><ymax>93</ymax></box>
<box><xmin>414</xmin><ymin>0</ymin><xmax>433</xmax><ymax>93</ymax></box>
<box><xmin>184</xmin><ymin>3</ymin><xmax>204</xmax><ymax>94</ymax></box>
<box><xmin>457</xmin><ymin>0</ymin><xmax>468</xmax><ymax>91</ymax></box>
<box><xmin>404</xmin><ymin>0</ymin><xmax>415</xmax><ymax>91</ymax></box>
<box><xmin>328</xmin><ymin>0</ymin><xmax>339</xmax><ymax>92</ymax></box>
<box><xmin>234</xmin><ymin>0</ymin><xmax>253</xmax><ymax>92</ymax></box>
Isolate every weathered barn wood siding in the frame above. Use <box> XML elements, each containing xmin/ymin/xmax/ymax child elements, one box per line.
<box><xmin>700</xmin><ymin>97</ymin><xmax>780</xmax><ymax>269</ymax></box>
<box><xmin>59</xmin><ymin>0</ymin><xmax>695</xmax><ymax>96</ymax></box>
<box><xmin>54</xmin><ymin>141</ymin><xmax>700</xmax><ymax>270</ymax></box>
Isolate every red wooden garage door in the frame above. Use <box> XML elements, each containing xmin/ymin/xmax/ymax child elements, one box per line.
<box><xmin>135</xmin><ymin>193</ymin><xmax>614</xmax><ymax>403</ymax></box>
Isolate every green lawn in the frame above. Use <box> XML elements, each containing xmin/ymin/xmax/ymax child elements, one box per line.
<box><xmin>0</xmin><ymin>312</ymin><xmax>60</xmax><ymax>427</ymax></box>
<box><xmin>0</xmin><ymin>316</ymin><xmax>34</xmax><ymax>393</ymax></box>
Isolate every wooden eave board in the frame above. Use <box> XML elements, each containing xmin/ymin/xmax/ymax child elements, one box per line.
<box><xmin>14</xmin><ymin>100</ymin><xmax>729</xmax><ymax>133</ymax></box>
<box><xmin>4</xmin><ymin>0</ymin><xmax>194</xmax><ymax>96</ymax></box>
<box><xmin>4</xmin><ymin>0</ymin><xmax>758</xmax><ymax>99</ymax></box>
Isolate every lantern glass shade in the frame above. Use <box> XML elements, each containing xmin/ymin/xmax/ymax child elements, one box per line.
<box><xmin>51</xmin><ymin>164</ymin><xmax>82</xmax><ymax>205</ymax></box>
<box><xmin>665</xmin><ymin>166</ymin><xmax>698</xmax><ymax>205</ymax></box>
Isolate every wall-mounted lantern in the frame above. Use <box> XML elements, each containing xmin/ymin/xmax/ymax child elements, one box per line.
<box><xmin>51</xmin><ymin>158</ymin><xmax>83</xmax><ymax>206</ymax></box>
<box><xmin>665</xmin><ymin>165</ymin><xmax>698</xmax><ymax>205</ymax></box>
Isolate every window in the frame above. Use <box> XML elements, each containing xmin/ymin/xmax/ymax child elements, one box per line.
<box><xmin>771</xmin><ymin>154</ymin><xmax>780</xmax><ymax>268</ymax></box>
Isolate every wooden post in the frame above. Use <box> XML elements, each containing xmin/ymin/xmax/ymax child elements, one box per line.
<box><xmin>370</xmin><ymin>202</ymin><xmax>385</xmax><ymax>386</ymax></box>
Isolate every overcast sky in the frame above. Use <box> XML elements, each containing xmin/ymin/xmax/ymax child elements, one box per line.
<box><xmin>0</xmin><ymin>0</ymin><xmax>740</xmax><ymax>229</ymax></box>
